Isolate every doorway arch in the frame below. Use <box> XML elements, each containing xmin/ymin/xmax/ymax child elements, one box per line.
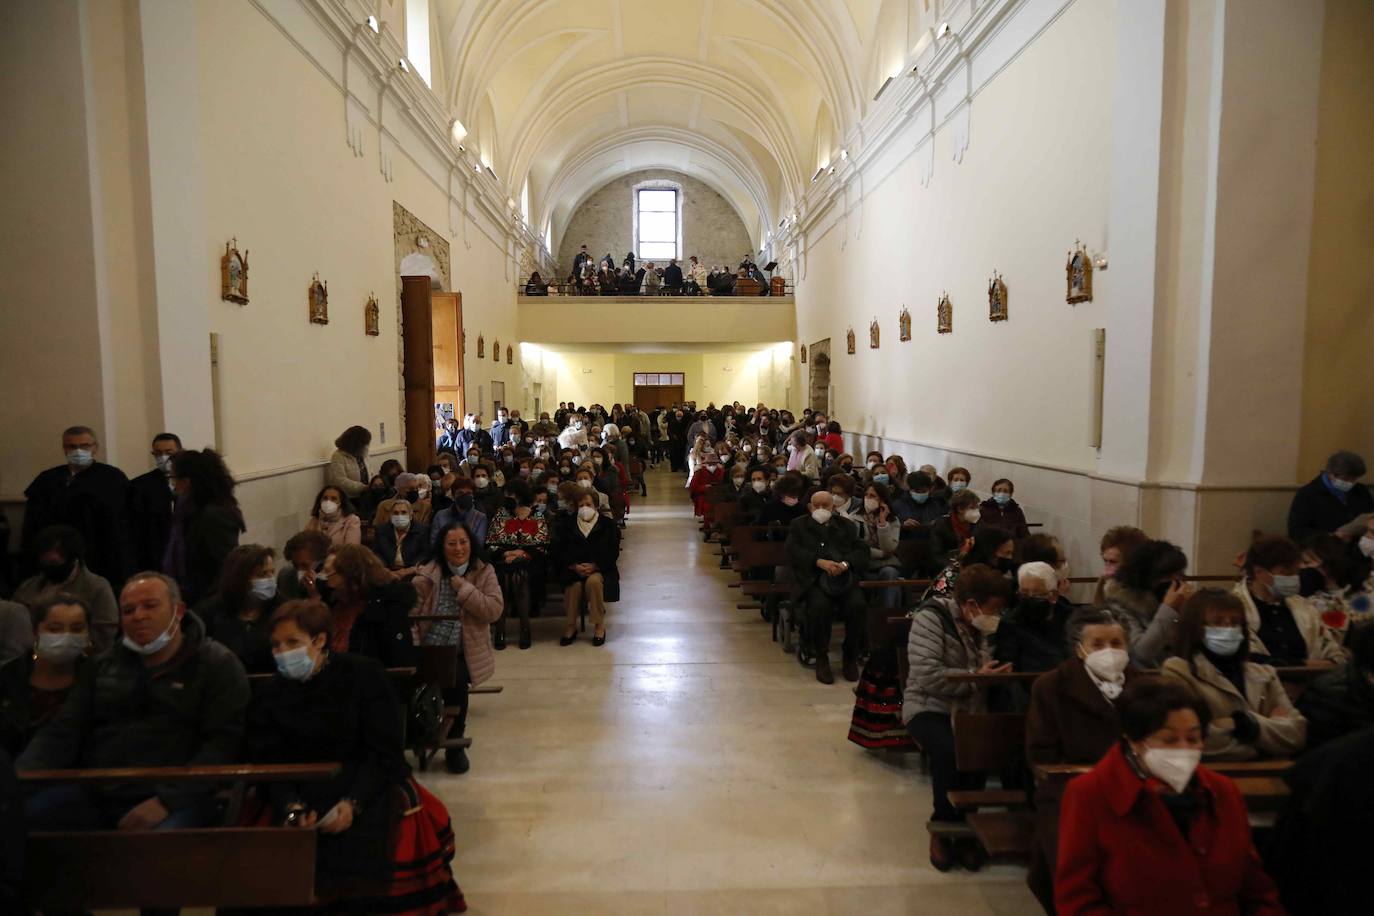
<box><xmin>808</xmin><ymin>338</ymin><xmax>831</xmax><ymax>415</ymax></box>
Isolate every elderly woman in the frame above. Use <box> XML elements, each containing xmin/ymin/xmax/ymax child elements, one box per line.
<box><xmin>0</xmin><ymin>594</ymin><xmax>91</xmax><ymax>757</ymax></box>
<box><xmin>1103</xmin><ymin>539</ymin><xmax>1195</xmax><ymax>667</ymax></box>
<box><xmin>902</xmin><ymin>564</ymin><xmax>1015</xmax><ymax>870</ymax></box>
<box><xmin>483</xmin><ymin>480</ymin><xmax>550</xmax><ymax>651</ymax></box>
<box><xmin>197</xmin><ymin>544</ymin><xmax>281</xmax><ymax>673</ymax></box>
<box><xmin>249</xmin><ymin>600</ymin><xmax>467</xmax><ymax>913</ymax></box>
<box><xmin>371</xmin><ymin>497</ymin><xmax>429</xmax><ymax>577</ymax></box>
<box><xmin>689</xmin><ymin>450</ymin><xmax>726</xmax><ymax>518</ymax></box>
<box><xmin>785</xmin><ymin>431</ymin><xmax>821</xmax><ymax>483</ymax></box>
<box><xmin>305</xmin><ymin>486</ymin><xmax>362</xmax><ymax>547</ymax></box>
<box><xmin>326</xmin><ymin>425</ymin><xmax>372</xmax><ymax>500</ymax></box>
<box><xmin>995</xmin><ymin>561</ymin><xmax>1074</xmax><ymax>675</ymax></box>
<box><xmin>554</xmin><ymin>490</ymin><xmax>621</xmax><ymax>647</ymax></box>
<box><xmin>1055</xmin><ymin>676</ymin><xmax>1283</xmax><ymax>915</ymax></box>
<box><xmin>1025</xmin><ymin>607</ymin><xmax>1139</xmax><ymax>910</ymax></box>
<box><xmin>1233</xmin><ymin>535</ymin><xmax>1343</xmax><ymax>666</ymax></box>
<box><xmin>979</xmin><ymin>478</ymin><xmax>1030</xmax><ymax>539</ymax></box>
<box><xmin>12</xmin><ymin>525</ymin><xmax>118</xmax><ymax>651</ymax></box>
<box><xmin>1161</xmin><ymin>589</ymin><xmax>1307</xmax><ymax>760</ymax></box>
<box><xmin>412</xmin><ymin>520</ymin><xmax>503</xmax><ymax>773</ymax></box>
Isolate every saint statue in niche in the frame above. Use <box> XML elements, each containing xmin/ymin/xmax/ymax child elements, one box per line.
<box><xmin>846</xmin><ymin>328</ymin><xmax>856</xmax><ymax>354</ymax></box>
<box><xmin>477</xmin><ymin>335</ymin><xmax>485</xmax><ymax>358</ymax></box>
<box><xmin>220</xmin><ymin>239</ymin><xmax>248</xmax><ymax>304</ymax></box>
<box><xmin>1066</xmin><ymin>240</ymin><xmax>1093</xmax><ymax>304</ymax></box>
<box><xmin>899</xmin><ymin>306</ymin><xmax>912</xmax><ymax>341</ymax></box>
<box><xmin>800</xmin><ymin>344</ymin><xmax>807</xmax><ymax>364</ymax></box>
<box><xmin>937</xmin><ymin>292</ymin><xmax>953</xmax><ymax>334</ymax></box>
<box><xmin>364</xmin><ymin>294</ymin><xmax>380</xmax><ymax>336</ymax></box>
<box><xmin>308</xmin><ymin>274</ymin><xmax>329</xmax><ymax>325</ymax></box>
<box><xmin>988</xmin><ymin>272</ymin><xmax>1008</xmax><ymax>322</ymax></box>
<box><xmin>492</xmin><ymin>338</ymin><xmax>500</xmax><ymax>361</ymax></box>
<box><xmin>506</xmin><ymin>344</ymin><xmax>513</xmax><ymax>365</ymax></box>
<box><xmin>869</xmin><ymin>319</ymin><xmax>880</xmax><ymax>349</ymax></box>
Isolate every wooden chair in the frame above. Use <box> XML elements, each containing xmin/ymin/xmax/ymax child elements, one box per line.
<box><xmin>21</xmin><ymin>763</ymin><xmax>339</xmax><ymax>910</ymax></box>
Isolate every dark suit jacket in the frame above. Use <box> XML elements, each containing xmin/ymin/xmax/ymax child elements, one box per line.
<box><xmin>785</xmin><ymin>514</ymin><xmax>869</xmax><ymax>593</ymax></box>
<box><xmin>21</xmin><ymin>462</ymin><xmax>130</xmax><ymax>583</ymax></box>
<box><xmin>127</xmin><ymin>469</ymin><xmax>175</xmax><ymax>573</ymax></box>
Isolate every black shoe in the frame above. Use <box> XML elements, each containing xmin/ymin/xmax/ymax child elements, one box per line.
<box><xmin>444</xmin><ymin>748</ymin><xmax>470</xmax><ymax>774</ymax></box>
<box><xmin>956</xmin><ymin>839</ymin><xmax>988</xmax><ymax>872</ymax></box>
<box><xmin>493</xmin><ymin>629</ymin><xmax>507</xmax><ymax>651</ymax></box>
<box><xmin>592</xmin><ymin>631</ymin><xmax>606</xmax><ymax>647</ymax></box>
<box><xmin>929</xmin><ymin>835</ymin><xmax>955</xmax><ymax>872</ymax></box>
<box><xmin>560</xmin><ymin>632</ymin><xmax>577</xmax><ymax>647</ymax></box>
<box><xmin>519</xmin><ymin>625</ymin><xmax>532</xmax><ymax>650</ymax></box>
<box><xmin>815</xmin><ymin>655</ymin><xmax>835</xmax><ymax>684</ymax></box>
<box><xmin>842</xmin><ymin>652</ymin><xmax>860</xmax><ymax>682</ymax></box>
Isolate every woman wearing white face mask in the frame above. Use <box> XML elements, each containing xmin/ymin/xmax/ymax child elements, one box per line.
<box><xmin>198</xmin><ymin>544</ymin><xmax>281</xmax><ymax>673</ymax></box>
<box><xmin>553</xmin><ymin>492</ymin><xmax>621</xmax><ymax>646</ymax></box>
<box><xmin>0</xmin><ymin>594</ymin><xmax>91</xmax><ymax>756</ymax></box>
<box><xmin>305</xmin><ymin>486</ymin><xmax>362</xmax><ymax>547</ymax></box>
<box><xmin>901</xmin><ymin>565</ymin><xmax>1014</xmax><ymax>870</ymax></box>
<box><xmin>371</xmin><ymin>499</ymin><xmax>428</xmax><ymax>577</ymax></box>
<box><xmin>1023</xmin><ymin>609</ymin><xmax>1138</xmax><ymax>909</ymax></box>
<box><xmin>249</xmin><ymin>599</ymin><xmax>469</xmax><ymax>912</ymax></box>
<box><xmin>1232</xmin><ymin>535</ymin><xmax>1344</xmax><ymax>667</ymax></box>
<box><xmin>1161</xmin><ymin>589</ymin><xmax>1307</xmax><ymax>761</ymax></box>
<box><xmin>928</xmin><ymin>489</ymin><xmax>983</xmax><ymax>570</ymax></box>
<box><xmin>1056</xmin><ymin>675</ymin><xmax>1283</xmax><ymax>915</ymax></box>
<box><xmin>861</xmin><ymin>483</ymin><xmax>903</xmax><ymax>609</ymax></box>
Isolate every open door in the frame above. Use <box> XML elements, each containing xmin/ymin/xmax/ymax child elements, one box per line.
<box><xmin>401</xmin><ymin>279</ymin><xmax>464</xmax><ymax>471</ymax></box>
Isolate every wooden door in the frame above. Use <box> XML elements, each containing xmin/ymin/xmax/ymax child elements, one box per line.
<box><xmin>634</xmin><ymin>384</ymin><xmax>684</xmax><ymax>410</ymax></box>
<box><xmin>432</xmin><ymin>290</ymin><xmax>464</xmax><ymax>423</ymax></box>
<box><xmin>402</xmin><ymin>280</ymin><xmax>465</xmax><ymax>472</ymax></box>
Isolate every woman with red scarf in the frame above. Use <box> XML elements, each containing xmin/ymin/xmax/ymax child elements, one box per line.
<box><xmin>688</xmin><ymin>450</ymin><xmax>726</xmax><ymax>518</ymax></box>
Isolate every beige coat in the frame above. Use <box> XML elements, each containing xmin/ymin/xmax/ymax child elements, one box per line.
<box><xmin>412</xmin><ymin>559</ymin><xmax>502</xmax><ymax>687</ymax></box>
<box><xmin>1232</xmin><ymin>580</ymin><xmax>1345</xmax><ymax>665</ymax></box>
<box><xmin>1161</xmin><ymin>654</ymin><xmax>1307</xmax><ymax>760</ymax></box>
<box><xmin>305</xmin><ymin>513</ymin><xmax>361</xmax><ymax>546</ymax></box>
<box><xmin>327</xmin><ymin>448</ymin><xmax>368</xmax><ymax>498</ymax></box>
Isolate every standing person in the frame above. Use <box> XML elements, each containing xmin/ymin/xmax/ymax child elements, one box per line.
<box><xmin>327</xmin><ymin>426</ymin><xmax>372</xmax><ymax>501</ymax></box>
<box><xmin>412</xmin><ymin>521</ymin><xmax>503</xmax><ymax>773</ymax></box>
<box><xmin>162</xmin><ymin>449</ymin><xmax>245</xmax><ymax>607</ymax></box>
<box><xmin>21</xmin><ymin>425</ymin><xmax>131</xmax><ymax>585</ymax></box>
<box><xmin>12</xmin><ymin>526</ymin><xmax>119</xmax><ymax>652</ymax></box>
<box><xmin>490</xmin><ymin>406</ymin><xmax>514</xmax><ymax>447</ymax></box>
<box><xmin>662</xmin><ymin>258</ymin><xmax>683</xmax><ymax>293</ymax></box>
<box><xmin>127</xmin><ymin>433</ymin><xmax>182</xmax><ymax>574</ymax></box>
<box><xmin>667</xmin><ymin>408</ymin><xmax>689</xmax><ymax>472</ymax></box>
<box><xmin>305</xmin><ymin>486</ymin><xmax>363</xmax><ymax>547</ymax></box>
<box><xmin>1055</xmin><ymin>677</ymin><xmax>1284</xmax><ymax>915</ymax></box>
<box><xmin>571</xmin><ymin>245</ymin><xmax>591</xmax><ymax>282</ymax></box>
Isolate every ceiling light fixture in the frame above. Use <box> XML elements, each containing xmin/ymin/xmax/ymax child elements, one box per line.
<box><xmin>366</xmin><ymin>15</ymin><xmax>379</xmax><ymax>33</ymax></box>
<box><xmin>450</xmin><ymin>119</ymin><xmax>468</xmax><ymax>146</ymax></box>
<box><xmin>840</xmin><ymin>149</ymin><xmax>848</xmax><ymax>161</ymax></box>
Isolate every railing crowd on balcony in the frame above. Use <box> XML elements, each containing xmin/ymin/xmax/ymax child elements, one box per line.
<box><xmin>518</xmin><ymin>271</ymin><xmax>791</xmax><ymax>298</ymax></box>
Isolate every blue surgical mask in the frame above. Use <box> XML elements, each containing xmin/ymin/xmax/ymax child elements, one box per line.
<box><xmin>249</xmin><ymin>577</ymin><xmax>277</xmax><ymax>600</ymax></box>
<box><xmin>873</xmin><ymin>473</ymin><xmax>889</xmax><ymax>485</ymax></box>
<box><xmin>912</xmin><ymin>492</ymin><xmax>930</xmax><ymax>504</ymax></box>
<box><xmin>1269</xmin><ymin>573</ymin><xmax>1301</xmax><ymax>598</ymax></box>
<box><xmin>950</xmin><ymin>481</ymin><xmax>967</xmax><ymax>493</ymax></box>
<box><xmin>993</xmin><ymin>492</ymin><xmax>1011</xmax><ymax>506</ymax></box>
<box><xmin>121</xmin><ymin>615</ymin><xmax>179</xmax><ymax>656</ymax></box>
<box><xmin>1328</xmin><ymin>474</ymin><xmax>1356</xmax><ymax>494</ymax></box>
<box><xmin>66</xmin><ymin>448</ymin><xmax>94</xmax><ymax>469</ymax></box>
<box><xmin>1203</xmin><ymin>626</ymin><xmax>1244</xmax><ymax>657</ymax></box>
<box><xmin>274</xmin><ymin>646</ymin><xmax>317</xmax><ymax>681</ymax></box>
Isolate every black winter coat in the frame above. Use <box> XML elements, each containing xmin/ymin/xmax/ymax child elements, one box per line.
<box><xmin>785</xmin><ymin>514</ymin><xmax>869</xmax><ymax>593</ymax></box>
<box><xmin>21</xmin><ymin>462</ymin><xmax>131</xmax><ymax>583</ymax></box>
<box><xmin>197</xmin><ymin>593</ymin><xmax>280</xmax><ymax>674</ymax></box>
<box><xmin>127</xmin><ymin>469</ymin><xmax>176</xmax><ymax>574</ymax></box>
<box><xmin>553</xmin><ymin>514</ymin><xmax>621</xmax><ymax>601</ymax></box>
<box><xmin>1287</xmin><ymin>474</ymin><xmax>1374</xmax><ymax>543</ymax></box>
<box><xmin>347</xmin><ymin>580</ymin><xmax>419</xmax><ymax>669</ymax></box>
<box><xmin>1296</xmin><ymin>659</ymin><xmax>1374</xmax><ymax>750</ymax></box>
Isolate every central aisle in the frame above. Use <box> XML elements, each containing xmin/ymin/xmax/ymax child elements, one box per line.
<box><xmin>424</xmin><ymin>469</ymin><xmax>1037</xmax><ymax>915</ymax></box>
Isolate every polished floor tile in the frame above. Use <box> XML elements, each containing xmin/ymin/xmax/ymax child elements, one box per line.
<box><xmin>426</xmin><ymin>469</ymin><xmax>1040</xmax><ymax>913</ymax></box>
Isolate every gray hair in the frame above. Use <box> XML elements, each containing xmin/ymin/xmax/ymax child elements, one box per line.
<box><xmin>1018</xmin><ymin>561</ymin><xmax>1059</xmax><ymax>594</ymax></box>
<box><xmin>1327</xmin><ymin>450</ymin><xmax>1367</xmax><ymax>479</ymax></box>
<box><xmin>122</xmin><ymin>570</ymin><xmax>183</xmax><ymax>608</ymax></box>
<box><xmin>1065</xmin><ymin>607</ymin><xmax>1125</xmax><ymax>648</ymax></box>
<box><xmin>62</xmin><ymin>425</ymin><xmax>96</xmax><ymax>440</ymax></box>
<box><xmin>393</xmin><ymin>472</ymin><xmax>422</xmax><ymax>489</ymax></box>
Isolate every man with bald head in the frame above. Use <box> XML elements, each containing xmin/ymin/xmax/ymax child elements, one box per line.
<box><xmin>19</xmin><ymin>572</ymin><xmax>249</xmax><ymax>832</ymax></box>
<box><xmin>785</xmin><ymin>490</ymin><xmax>870</xmax><ymax>684</ymax></box>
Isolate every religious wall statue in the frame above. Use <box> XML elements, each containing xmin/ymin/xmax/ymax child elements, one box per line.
<box><xmin>364</xmin><ymin>294</ymin><xmax>380</xmax><ymax>336</ymax></box>
<box><xmin>846</xmin><ymin>328</ymin><xmax>856</xmax><ymax>354</ymax></box>
<box><xmin>937</xmin><ymin>292</ymin><xmax>953</xmax><ymax>334</ymax></box>
<box><xmin>308</xmin><ymin>274</ymin><xmax>329</xmax><ymax>325</ymax></box>
<box><xmin>1066</xmin><ymin>241</ymin><xmax>1093</xmax><ymax>304</ymax></box>
<box><xmin>506</xmin><ymin>344</ymin><xmax>513</xmax><ymax>365</ymax></box>
<box><xmin>220</xmin><ymin>239</ymin><xmax>248</xmax><ymax>304</ymax></box>
<box><xmin>492</xmin><ymin>338</ymin><xmax>500</xmax><ymax>361</ymax></box>
<box><xmin>899</xmin><ymin>306</ymin><xmax>912</xmax><ymax>341</ymax></box>
<box><xmin>988</xmin><ymin>272</ymin><xmax>1008</xmax><ymax>322</ymax></box>
<box><xmin>869</xmin><ymin>319</ymin><xmax>880</xmax><ymax>349</ymax></box>
<box><xmin>477</xmin><ymin>335</ymin><xmax>485</xmax><ymax>358</ymax></box>
<box><xmin>800</xmin><ymin>344</ymin><xmax>807</xmax><ymax>364</ymax></box>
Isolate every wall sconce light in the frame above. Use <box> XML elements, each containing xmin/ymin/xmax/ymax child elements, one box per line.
<box><xmin>366</xmin><ymin>15</ymin><xmax>379</xmax><ymax>33</ymax></box>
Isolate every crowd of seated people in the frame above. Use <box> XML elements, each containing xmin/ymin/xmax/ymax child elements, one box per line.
<box><xmin>665</xmin><ymin>410</ymin><xmax>1374</xmax><ymax>911</ymax></box>
<box><xmin>541</xmin><ymin>244</ymin><xmax>775</xmax><ymax>296</ymax></box>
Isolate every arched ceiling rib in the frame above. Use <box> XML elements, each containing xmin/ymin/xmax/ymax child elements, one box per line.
<box><xmin>431</xmin><ymin>0</ymin><xmax>932</xmax><ymax>255</ymax></box>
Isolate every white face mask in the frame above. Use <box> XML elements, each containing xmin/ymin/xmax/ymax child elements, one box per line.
<box><xmin>319</xmin><ymin>499</ymin><xmax>339</xmax><ymax>517</ymax></box>
<box><xmin>810</xmin><ymin>508</ymin><xmax>832</xmax><ymax>525</ymax></box>
<box><xmin>122</xmin><ymin>614</ymin><xmax>179</xmax><ymax>656</ymax></box>
<box><xmin>577</xmin><ymin>478</ymin><xmax>593</xmax><ymax>489</ymax></box>
<box><xmin>1267</xmin><ymin>572</ymin><xmax>1301</xmax><ymax>598</ymax></box>
<box><xmin>970</xmin><ymin>612</ymin><xmax>1000</xmax><ymax>635</ymax></box>
<box><xmin>962</xmin><ymin>508</ymin><xmax>982</xmax><ymax>524</ymax></box>
<box><xmin>1082</xmin><ymin>647</ymin><xmax>1129</xmax><ymax>683</ymax></box>
<box><xmin>37</xmin><ymin>631</ymin><xmax>89</xmax><ymax>664</ymax></box>
<box><xmin>577</xmin><ymin>505</ymin><xmax>598</xmax><ymax>522</ymax></box>
<box><xmin>1360</xmin><ymin>535</ymin><xmax>1374</xmax><ymax>558</ymax></box>
<box><xmin>751</xmin><ymin>480</ymin><xmax>767</xmax><ymax>493</ymax></box>
<box><xmin>863</xmin><ymin>497</ymin><xmax>880</xmax><ymax>514</ymax></box>
<box><xmin>473</xmin><ymin>476</ymin><xmax>490</xmax><ymax>489</ymax></box>
<box><xmin>154</xmin><ymin>454</ymin><xmax>174</xmax><ymax>474</ymax></box>
<box><xmin>1140</xmin><ymin>746</ymin><xmax>1202</xmax><ymax>794</ymax></box>
<box><xmin>392</xmin><ymin>513</ymin><xmax>412</xmax><ymax>529</ymax></box>
<box><xmin>249</xmin><ymin>576</ymin><xmax>277</xmax><ymax>601</ymax></box>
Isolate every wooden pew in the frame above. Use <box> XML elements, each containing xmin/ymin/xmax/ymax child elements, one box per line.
<box><xmin>732</xmin><ymin>539</ymin><xmax>794</xmax><ymax>646</ymax></box>
<box><xmin>22</xmin><ymin>762</ymin><xmax>339</xmax><ymax>910</ymax></box>
<box><xmin>947</xmin><ymin>712</ymin><xmax>1035</xmax><ymax>861</ymax></box>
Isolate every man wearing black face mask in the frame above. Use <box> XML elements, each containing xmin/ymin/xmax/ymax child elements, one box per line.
<box><xmin>429</xmin><ymin>479</ymin><xmax>488</xmax><ymax>555</ymax></box>
<box><xmin>995</xmin><ymin>562</ymin><xmax>1074</xmax><ymax>678</ymax></box>
<box><xmin>11</xmin><ymin>525</ymin><xmax>119</xmax><ymax>651</ymax></box>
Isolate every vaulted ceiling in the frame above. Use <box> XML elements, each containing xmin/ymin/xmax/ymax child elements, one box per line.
<box><xmin>431</xmin><ymin>0</ymin><xmax>940</xmax><ymax>252</ymax></box>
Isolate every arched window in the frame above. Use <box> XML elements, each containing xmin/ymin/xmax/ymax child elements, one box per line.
<box><xmin>632</xmin><ymin>180</ymin><xmax>682</xmax><ymax>261</ymax></box>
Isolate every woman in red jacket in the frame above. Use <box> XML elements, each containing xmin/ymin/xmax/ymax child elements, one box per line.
<box><xmin>1056</xmin><ymin>676</ymin><xmax>1283</xmax><ymax>916</ymax></box>
<box><xmin>688</xmin><ymin>451</ymin><xmax>726</xmax><ymax>518</ymax></box>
